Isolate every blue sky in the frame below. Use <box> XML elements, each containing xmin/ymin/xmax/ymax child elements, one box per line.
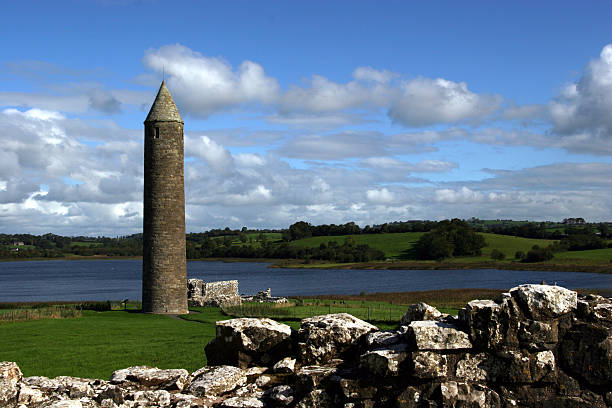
<box><xmin>1</xmin><ymin>1</ymin><xmax>612</xmax><ymax>235</ymax></box>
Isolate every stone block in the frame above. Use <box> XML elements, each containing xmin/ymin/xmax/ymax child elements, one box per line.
<box><xmin>510</xmin><ymin>284</ymin><xmax>577</xmax><ymax>319</ymax></box>
<box><xmin>405</xmin><ymin>321</ymin><xmax>472</xmax><ymax>350</ymax></box>
<box><xmin>206</xmin><ymin>318</ymin><xmax>293</xmax><ymax>368</ymax></box>
<box><xmin>187</xmin><ymin>366</ymin><xmax>247</xmax><ymax>398</ymax></box>
<box><xmin>359</xmin><ymin>343</ymin><xmax>409</xmax><ymax>376</ymax></box>
<box><xmin>110</xmin><ymin>366</ymin><xmax>189</xmax><ymax>391</ymax></box>
<box><xmin>412</xmin><ymin>351</ymin><xmax>448</xmax><ymax>379</ymax></box>
<box><xmin>400</xmin><ymin>302</ymin><xmax>442</xmax><ymax>325</ymax></box>
<box><xmin>298</xmin><ymin>313</ymin><xmax>377</xmax><ymax>365</ymax></box>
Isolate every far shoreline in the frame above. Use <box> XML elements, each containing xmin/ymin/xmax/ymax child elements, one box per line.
<box><xmin>1</xmin><ymin>255</ymin><xmax>611</xmax><ymax>274</ymax></box>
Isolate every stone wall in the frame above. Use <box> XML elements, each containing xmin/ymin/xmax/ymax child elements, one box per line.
<box><xmin>241</xmin><ymin>289</ymin><xmax>289</xmax><ymax>304</ymax></box>
<box><xmin>188</xmin><ymin>279</ymin><xmax>241</xmax><ymax>307</ymax></box>
<box><xmin>2</xmin><ymin>284</ymin><xmax>611</xmax><ymax>407</ymax></box>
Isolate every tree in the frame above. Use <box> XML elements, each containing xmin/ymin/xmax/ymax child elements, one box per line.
<box><xmin>490</xmin><ymin>249</ymin><xmax>505</xmax><ymax>260</ymax></box>
<box><xmin>288</xmin><ymin>221</ymin><xmax>312</xmax><ymax>241</ymax></box>
<box><xmin>559</xmin><ymin>227</ymin><xmax>605</xmax><ymax>251</ymax></box>
<box><xmin>523</xmin><ymin>248</ymin><xmax>554</xmax><ymax>263</ymax></box>
<box><xmin>415</xmin><ymin>232</ymin><xmax>453</xmax><ymax>260</ymax></box>
<box><xmin>598</xmin><ymin>223</ymin><xmax>609</xmax><ymax>239</ymax></box>
<box><xmin>415</xmin><ymin>219</ymin><xmax>485</xmax><ymax>260</ymax></box>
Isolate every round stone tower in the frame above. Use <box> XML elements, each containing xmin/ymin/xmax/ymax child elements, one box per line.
<box><xmin>142</xmin><ymin>81</ymin><xmax>188</xmax><ymax>314</ymax></box>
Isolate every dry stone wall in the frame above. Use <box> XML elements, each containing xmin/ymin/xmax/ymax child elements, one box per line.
<box><xmin>2</xmin><ymin>284</ymin><xmax>612</xmax><ymax>407</ymax></box>
<box><xmin>241</xmin><ymin>289</ymin><xmax>288</xmax><ymax>304</ymax></box>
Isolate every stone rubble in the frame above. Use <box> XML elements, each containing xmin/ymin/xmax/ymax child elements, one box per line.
<box><xmin>240</xmin><ymin>289</ymin><xmax>288</xmax><ymax>304</ymax></box>
<box><xmin>2</xmin><ymin>284</ymin><xmax>611</xmax><ymax>407</ymax></box>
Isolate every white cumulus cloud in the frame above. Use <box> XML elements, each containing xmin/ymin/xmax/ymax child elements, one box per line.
<box><xmin>435</xmin><ymin>186</ymin><xmax>483</xmax><ymax>203</ymax></box>
<box><xmin>389</xmin><ymin>78</ymin><xmax>503</xmax><ymax>126</ymax></box>
<box><xmin>550</xmin><ymin>44</ymin><xmax>612</xmax><ymax>143</ymax></box>
<box><xmin>143</xmin><ymin>45</ymin><xmax>502</xmax><ymax>127</ymax></box>
<box><xmin>186</xmin><ymin>135</ymin><xmax>234</xmax><ymax>174</ymax></box>
<box><xmin>143</xmin><ymin>44</ymin><xmax>280</xmax><ymax>116</ymax></box>
<box><xmin>366</xmin><ymin>188</ymin><xmax>395</xmax><ymax>204</ymax></box>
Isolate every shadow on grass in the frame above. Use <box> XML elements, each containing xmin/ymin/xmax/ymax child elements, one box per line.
<box><xmin>396</xmin><ymin>247</ymin><xmax>418</xmax><ymax>260</ymax></box>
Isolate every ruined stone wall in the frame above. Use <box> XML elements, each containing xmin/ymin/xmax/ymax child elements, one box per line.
<box><xmin>2</xmin><ymin>284</ymin><xmax>611</xmax><ymax>407</ymax></box>
<box><xmin>142</xmin><ymin>118</ymin><xmax>188</xmax><ymax>314</ymax></box>
<box><xmin>241</xmin><ymin>288</ymin><xmax>288</xmax><ymax>304</ymax></box>
<box><xmin>188</xmin><ymin>279</ymin><xmax>241</xmax><ymax>307</ymax></box>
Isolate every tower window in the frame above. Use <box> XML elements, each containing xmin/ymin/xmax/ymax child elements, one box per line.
<box><xmin>154</xmin><ymin>127</ymin><xmax>160</xmax><ymax>139</ymax></box>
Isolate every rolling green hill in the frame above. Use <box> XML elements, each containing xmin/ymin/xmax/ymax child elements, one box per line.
<box><xmin>467</xmin><ymin>233</ymin><xmax>556</xmax><ymax>261</ymax></box>
<box><xmin>210</xmin><ymin>232</ymin><xmax>283</xmax><ymax>247</ymax></box>
<box><xmin>291</xmin><ymin>232</ymin><xmax>556</xmax><ymax>261</ymax></box>
<box><xmin>292</xmin><ymin>232</ymin><xmax>423</xmax><ymax>259</ymax></box>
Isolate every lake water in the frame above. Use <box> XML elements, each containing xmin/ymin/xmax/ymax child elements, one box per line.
<box><xmin>0</xmin><ymin>259</ymin><xmax>611</xmax><ymax>302</ymax></box>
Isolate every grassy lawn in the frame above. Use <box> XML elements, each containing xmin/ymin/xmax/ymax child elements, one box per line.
<box><xmin>2</xmin><ymin>302</ymin><xmax>409</xmax><ymax>379</ymax></box>
<box><xmin>0</xmin><ymin>308</ymin><xmax>227</xmax><ymax>379</ymax></box>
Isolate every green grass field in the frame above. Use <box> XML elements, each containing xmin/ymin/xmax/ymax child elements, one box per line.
<box><xmin>554</xmin><ymin>248</ymin><xmax>612</xmax><ymax>262</ymax></box>
<box><xmin>207</xmin><ymin>232</ymin><xmax>283</xmax><ymax>248</ymax></box>
<box><xmin>481</xmin><ymin>233</ymin><xmax>554</xmax><ymax>256</ymax></box>
<box><xmin>291</xmin><ymin>232</ymin><xmax>556</xmax><ymax>262</ymax></box>
<box><xmin>0</xmin><ymin>308</ymin><xmax>227</xmax><ymax>379</ymax></box>
<box><xmin>455</xmin><ymin>233</ymin><xmax>556</xmax><ymax>262</ymax></box>
<box><xmin>245</xmin><ymin>232</ymin><xmax>282</xmax><ymax>241</ymax></box>
<box><xmin>292</xmin><ymin>232</ymin><xmax>423</xmax><ymax>259</ymax></box>
<box><xmin>2</xmin><ymin>303</ymin><xmax>405</xmax><ymax>379</ymax></box>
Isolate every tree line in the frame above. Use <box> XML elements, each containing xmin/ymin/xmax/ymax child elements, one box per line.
<box><xmin>2</xmin><ymin>218</ymin><xmax>610</xmax><ymax>262</ymax></box>
<box><xmin>186</xmin><ymin>236</ymin><xmax>385</xmax><ymax>263</ymax></box>
<box><xmin>283</xmin><ymin>220</ymin><xmax>451</xmax><ymax>241</ymax></box>
<box><xmin>0</xmin><ymin>233</ymin><xmax>143</xmax><ymax>259</ymax></box>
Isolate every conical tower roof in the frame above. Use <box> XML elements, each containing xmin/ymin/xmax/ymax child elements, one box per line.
<box><xmin>145</xmin><ymin>81</ymin><xmax>183</xmax><ymax>123</ymax></box>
